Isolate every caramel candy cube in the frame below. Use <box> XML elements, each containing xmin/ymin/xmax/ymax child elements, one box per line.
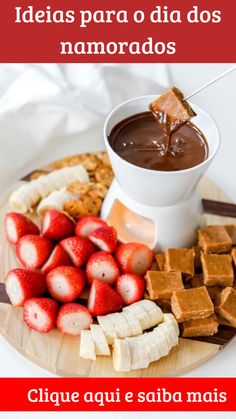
<box><xmin>155</xmin><ymin>253</ymin><xmax>165</xmax><ymax>271</ymax></box>
<box><xmin>201</xmin><ymin>253</ymin><xmax>234</xmax><ymax>287</ymax></box>
<box><xmin>145</xmin><ymin>270</ymin><xmax>184</xmax><ymax>300</ymax></box>
<box><xmin>150</xmin><ymin>261</ymin><xmax>158</xmax><ymax>271</ymax></box>
<box><xmin>149</xmin><ymin>87</ymin><xmax>196</xmax><ymax>134</ymax></box>
<box><xmin>231</xmin><ymin>248</ymin><xmax>236</xmax><ymax>267</ymax></box>
<box><xmin>224</xmin><ymin>225</ymin><xmax>236</xmax><ymax>246</ymax></box>
<box><xmin>215</xmin><ymin>287</ymin><xmax>236</xmax><ymax>327</ymax></box>
<box><xmin>165</xmin><ymin>248</ymin><xmax>194</xmax><ymax>278</ymax></box>
<box><xmin>182</xmin><ymin>315</ymin><xmax>218</xmax><ymax>337</ymax></box>
<box><xmin>171</xmin><ymin>286</ymin><xmax>214</xmax><ymax>322</ymax></box>
<box><xmin>190</xmin><ymin>274</ymin><xmax>223</xmax><ymax>302</ymax></box>
<box><xmin>198</xmin><ymin>226</ymin><xmax>232</xmax><ymax>253</ymax></box>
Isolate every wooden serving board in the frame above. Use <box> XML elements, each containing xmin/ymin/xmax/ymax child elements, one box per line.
<box><xmin>0</xmin><ymin>175</ymin><xmax>235</xmax><ymax>377</ymax></box>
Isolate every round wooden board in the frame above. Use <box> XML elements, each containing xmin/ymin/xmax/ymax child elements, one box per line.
<box><xmin>0</xmin><ymin>176</ymin><xmax>235</xmax><ymax>377</ymax></box>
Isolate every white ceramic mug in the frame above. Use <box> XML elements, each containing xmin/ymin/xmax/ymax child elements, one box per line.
<box><xmin>104</xmin><ymin>95</ymin><xmax>220</xmax><ymax>207</ymax></box>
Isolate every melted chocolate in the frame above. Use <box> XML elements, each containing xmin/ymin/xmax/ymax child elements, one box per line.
<box><xmin>108</xmin><ymin>112</ymin><xmax>208</xmax><ymax>171</ymax></box>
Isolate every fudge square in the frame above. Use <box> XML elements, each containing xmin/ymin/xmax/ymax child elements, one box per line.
<box><xmin>171</xmin><ymin>286</ymin><xmax>214</xmax><ymax>321</ymax></box>
<box><xmin>149</xmin><ymin>87</ymin><xmax>196</xmax><ymax>134</ymax></box>
<box><xmin>190</xmin><ymin>273</ymin><xmax>223</xmax><ymax>302</ymax></box>
<box><xmin>201</xmin><ymin>253</ymin><xmax>234</xmax><ymax>286</ymax></box>
<box><xmin>155</xmin><ymin>253</ymin><xmax>165</xmax><ymax>271</ymax></box>
<box><xmin>198</xmin><ymin>226</ymin><xmax>232</xmax><ymax>253</ymax></box>
<box><xmin>182</xmin><ymin>314</ymin><xmax>218</xmax><ymax>337</ymax></box>
<box><xmin>165</xmin><ymin>248</ymin><xmax>194</xmax><ymax>278</ymax></box>
<box><xmin>231</xmin><ymin>248</ymin><xmax>236</xmax><ymax>267</ymax></box>
<box><xmin>224</xmin><ymin>225</ymin><xmax>236</xmax><ymax>246</ymax></box>
<box><xmin>215</xmin><ymin>287</ymin><xmax>236</xmax><ymax>327</ymax></box>
<box><xmin>145</xmin><ymin>271</ymin><xmax>184</xmax><ymax>300</ymax></box>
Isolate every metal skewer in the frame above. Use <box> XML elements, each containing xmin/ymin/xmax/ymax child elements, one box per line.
<box><xmin>184</xmin><ymin>65</ymin><xmax>236</xmax><ymax>101</ymax></box>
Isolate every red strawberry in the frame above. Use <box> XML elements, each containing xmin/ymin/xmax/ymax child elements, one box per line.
<box><xmin>60</xmin><ymin>236</ymin><xmax>95</xmax><ymax>267</ymax></box>
<box><xmin>24</xmin><ymin>298</ymin><xmax>59</xmax><ymax>333</ymax></box>
<box><xmin>16</xmin><ymin>235</ymin><xmax>53</xmax><ymax>270</ymax></box>
<box><xmin>87</xmin><ymin>279</ymin><xmax>123</xmax><ymax>316</ymax></box>
<box><xmin>41</xmin><ymin>209</ymin><xmax>74</xmax><ymax>241</ymax></box>
<box><xmin>5</xmin><ymin>212</ymin><xmax>39</xmax><ymax>244</ymax></box>
<box><xmin>115</xmin><ymin>242</ymin><xmax>153</xmax><ymax>275</ymax></box>
<box><xmin>41</xmin><ymin>245</ymin><xmax>73</xmax><ymax>275</ymax></box>
<box><xmin>46</xmin><ymin>266</ymin><xmax>86</xmax><ymax>302</ymax></box>
<box><xmin>5</xmin><ymin>268</ymin><xmax>46</xmax><ymax>306</ymax></box>
<box><xmin>75</xmin><ymin>215</ymin><xmax>107</xmax><ymax>238</ymax></box>
<box><xmin>116</xmin><ymin>273</ymin><xmax>145</xmax><ymax>305</ymax></box>
<box><xmin>56</xmin><ymin>303</ymin><xmax>92</xmax><ymax>336</ymax></box>
<box><xmin>88</xmin><ymin>226</ymin><xmax>117</xmax><ymax>253</ymax></box>
<box><xmin>86</xmin><ymin>251</ymin><xmax>120</xmax><ymax>286</ymax></box>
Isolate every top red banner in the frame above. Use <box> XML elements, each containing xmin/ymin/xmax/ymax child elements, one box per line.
<box><xmin>0</xmin><ymin>0</ymin><xmax>234</xmax><ymax>63</ymax></box>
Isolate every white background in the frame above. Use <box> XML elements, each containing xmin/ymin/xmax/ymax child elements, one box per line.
<box><xmin>0</xmin><ymin>64</ymin><xmax>235</xmax><ymax>418</ymax></box>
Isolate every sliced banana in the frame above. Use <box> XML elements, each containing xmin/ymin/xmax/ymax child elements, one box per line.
<box><xmin>122</xmin><ymin>310</ymin><xmax>142</xmax><ymax>337</ymax></box>
<box><xmin>9</xmin><ymin>164</ymin><xmax>89</xmax><ymax>213</ymax></box>
<box><xmin>126</xmin><ymin>337</ymin><xmax>150</xmax><ymax>370</ymax></box>
<box><xmin>113</xmin><ymin>339</ymin><xmax>131</xmax><ymax>372</ymax></box>
<box><xmin>123</xmin><ymin>304</ymin><xmax>151</xmax><ymax>330</ymax></box>
<box><xmin>107</xmin><ymin>313</ymin><xmax>130</xmax><ymax>339</ymax></box>
<box><xmin>37</xmin><ymin>188</ymin><xmax>78</xmax><ymax>215</ymax></box>
<box><xmin>79</xmin><ymin>330</ymin><xmax>96</xmax><ymax>361</ymax></box>
<box><xmin>97</xmin><ymin>315</ymin><xmax>117</xmax><ymax>345</ymax></box>
<box><xmin>156</xmin><ymin>323</ymin><xmax>178</xmax><ymax>348</ymax></box>
<box><xmin>153</xmin><ymin>328</ymin><xmax>171</xmax><ymax>357</ymax></box>
<box><xmin>90</xmin><ymin>324</ymin><xmax>111</xmax><ymax>356</ymax></box>
<box><xmin>163</xmin><ymin>313</ymin><xmax>179</xmax><ymax>336</ymax></box>
<box><xmin>138</xmin><ymin>300</ymin><xmax>163</xmax><ymax>327</ymax></box>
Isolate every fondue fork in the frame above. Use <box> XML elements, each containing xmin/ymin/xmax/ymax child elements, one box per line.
<box><xmin>184</xmin><ymin>66</ymin><xmax>236</xmax><ymax>101</ymax></box>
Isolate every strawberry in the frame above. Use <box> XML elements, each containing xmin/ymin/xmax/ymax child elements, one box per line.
<box><xmin>88</xmin><ymin>226</ymin><xmax>117</xmax><ymax>253</ymax></box>
<box><xmin>60</xmin><ymin>236</ymin><xmax>95</xmax><ymax>267</ymax></box>
<box><xmin>5</xmin><ymin>212</ymin><xmax>39</xmax><ymax>244</ymax></box>
<box><xmin>41</xmin><ymin>244</ymin><xmax>73</xmax><ymax>275</ymax></box>
<box><xmin>41</xmin><ymin>209</ymin><xmax>74</xmax><ymax>241</ymax></box>
<box><xmin>46</xmin><ymin>266</ymin><xmax>86</xmax><ymax>302</ymax></box>
<box><xmin>115</xmin><ymin>242</ymin><xmax>153</xmax><ymax>275</ymax></box>
<box><xmin>5</xmin><ymin>268</ymin><xmax>46</xmax><ymax>306</ymax></box>
<box><xmin>56</xmin><ymin>303</ymin><xmax>92</xmax><ymax>336</ymax></box>
<box><xmin>116</xmin><ymin>273</ymin><xmax>145</xmax><ymax>305</ymax></box>
<box><xmin>24</xmin><ymin>298</ymin><xmax>59</xmax><ymax>333</ymax></box>
<box><xmin>75</xmin><ymin>215</ymin><xmax>107</xmax><ymax>238</ymax></box>
<box><xmin>86</xmin><ymin>251</ymin><xmax>120</xmax><ymax>286</ymax></box>
<box><xmin>16</xmin><ymin>235</ymin><xmax>53</xmax><ymax>270</ymax></box>
<box><xmin>87</xmin><ymin>279</ymin><xmax>123</xmax><ymax>316</ymax></box>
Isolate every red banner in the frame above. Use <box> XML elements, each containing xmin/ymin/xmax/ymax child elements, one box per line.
<box><xmin>0</xmin><ymin>378</ymin><xmax>235</xmax><ymax>411</ymax></box>
<box><xmin>0</xmin><ymin>0</ymin><xmax>234</xmax><ymax>63</ymax></box>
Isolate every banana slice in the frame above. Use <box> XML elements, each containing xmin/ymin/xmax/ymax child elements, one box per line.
<box><xmin>163</xmin><ymin>313</ymin><xmax>179</xmax><ymax>336</ymax></box>
<box><xmin>153</xmin><ymin>328</ymin><xmax>171</xmax><ymax>357</ymax></box>
<box><xmin>107</xmin><ymin>313</ymin><xmax>130</xmax><ymax>339</ymax></box>
<box><xmin>79</xmin><ymin>330</ymin><xmax>96</xmax><ymax>361</ymax></box>
<box><xmin>90</xmin><ymin>324</ymin><xmax>111</xmax><ymax>356</ymax></box>
<box><xmin>138</xmin><ymin>300</ymin><xmax>163</xmax><ymax>327</ymax></box>
<box><xmin>126</xmin><ymin>337</ymin><xmax>150</xmax><ymax>370</ymax></box>
<box><xmin>156</xmin><ymin>323</ymin><xmax>178</xmax><ymax>348</ymax></box>
<box><xmin>113</xmin><ymin>339</ymin><xmax>131</xmax><ymax>372</ymax></box>
<box><xmin>122</xmin><ymin>310</ymin><xmax>142</xmax><ymax>337</ymax></box>
<box><xmin>97</xmin><ymin>315</ymin><xmax>117</xmax><ymax>345</ymax></box>
<box><xmin>9</xmin><ymin>164</ymin><xmax>89</xmax><ymax>213</ymax></box>
<box><xmin>37</xmin><ymin>188</ymin><xmax>78</xmax><ymax>215</ymax></box>
<box><xmin>123</xmin><ymin>304</ymin><xmax>151</xmax><ymax>330</ymax></box>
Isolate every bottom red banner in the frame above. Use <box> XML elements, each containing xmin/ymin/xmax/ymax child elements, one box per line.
<box><xmin>0</xmin><ymin>378</ymin><xmax>235</xmax><ymax>411</ymax></box>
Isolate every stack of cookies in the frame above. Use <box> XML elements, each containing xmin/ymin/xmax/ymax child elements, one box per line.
<box><xmin>145</xmin><ymin>225</ymin><xmax>236</xmax><ymax>337</ymax></box>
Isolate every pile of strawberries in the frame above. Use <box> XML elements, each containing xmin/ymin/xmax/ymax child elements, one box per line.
<box><xmin>4</xmin><ymin>210</ymin><xmax>153</xmax><ymax>336</ymax></box>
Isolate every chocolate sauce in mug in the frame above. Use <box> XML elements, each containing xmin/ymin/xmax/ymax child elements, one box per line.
<box><xmin>108</xmin><ymin>112</ymin><xmax>208</xmax><ymax>171</ymax></box>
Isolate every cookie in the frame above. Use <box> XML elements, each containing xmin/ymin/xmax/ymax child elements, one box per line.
<box><xmin>95</xmin><ymin>165</ymin><xmax>114</xmax><ymax>187</ymax></box>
